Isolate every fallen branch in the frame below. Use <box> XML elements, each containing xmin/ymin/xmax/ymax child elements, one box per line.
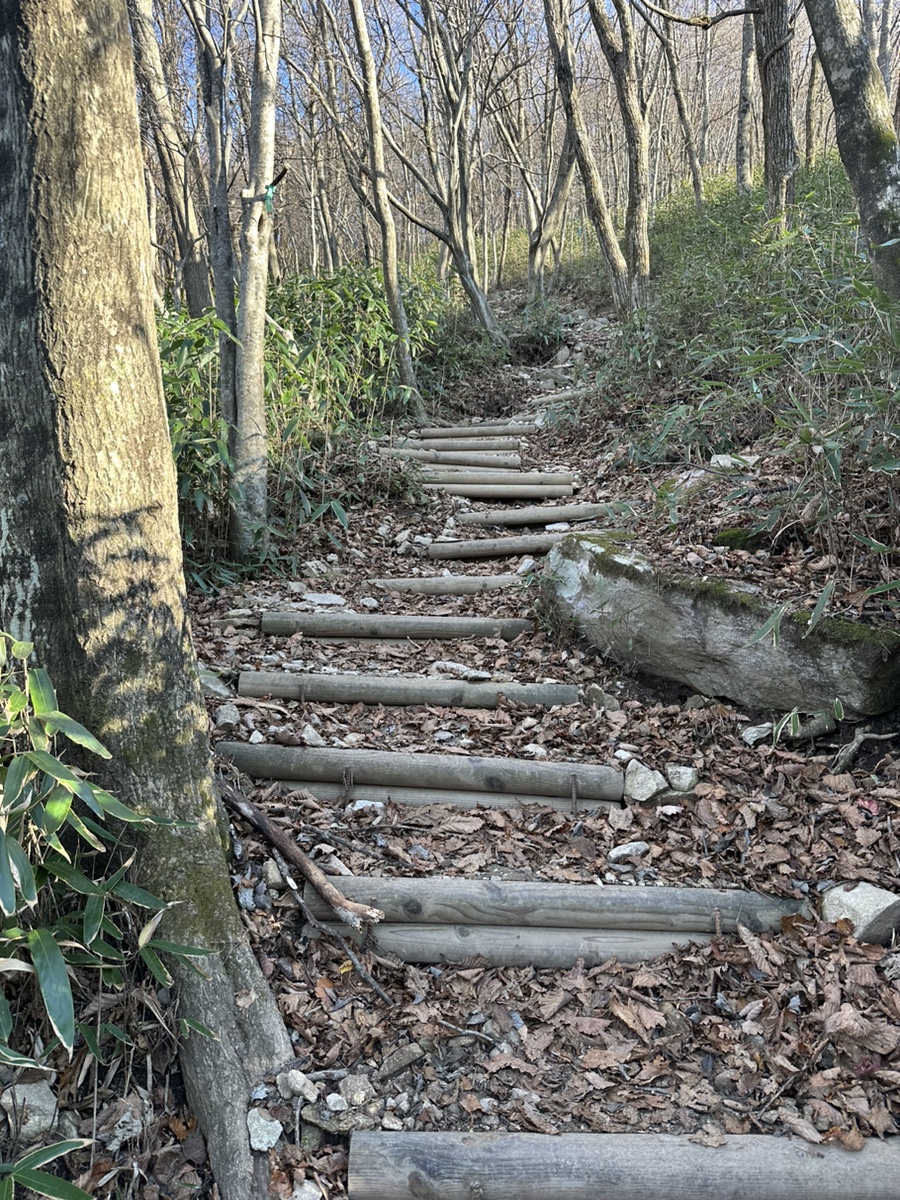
<box><xmin>831</xmin><ymin>727</ymin><xmax>896</xmax><ymax>773</ymax></box>
<box><xmin>217</xmin><ymin>777</ymin><xmax>384</xmax><ymax>929</ymax></box>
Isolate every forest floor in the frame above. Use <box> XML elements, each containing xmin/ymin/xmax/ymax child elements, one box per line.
<box><xmin>59</xmin><ymin>301</ymin><xmax>900</xmax><ymax>1199</ymax></box>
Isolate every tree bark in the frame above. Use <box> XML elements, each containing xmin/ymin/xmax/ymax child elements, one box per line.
<box><xmin>805</xmin><ymin>0</ymin><xmax>900</xmax><ymax>298</ymax></box>
<box><xmin>231</xmin><ymin>0</ymin><xmax>282</xmax><ymax>561</ymax></box>
<box><xmin>753</xmin><ymin>0</ymin><xmax>798</xmax><ymax>220</ymax></box>
<box><xmin>127</xmin><ymin>0</ymin><xmax>212</xmax><ymax>316</ymax></box>
<box><xmin>736</xmin><ymin>13</ymin><xmax>756</xmax><ymax>192</ymax></box>
<box><xmin>0</xmin><ymin>5</ymin><xmax>293</xmax><ymax>1199</ymax></box>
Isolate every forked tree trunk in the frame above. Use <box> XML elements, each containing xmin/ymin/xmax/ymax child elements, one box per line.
<box><xmin>0</xmin><ymin>7</ymin><xmax>292</xmax><ymax>1200</ymax></box>
<box><xmin>806</xmin><ymin>0</ymin><xmax>900</xmax><ymax>298</ymax></box>
<box><xmin>528</xmin><ymin>126</ymin><xmax>577</xmax><ymax>301</ymax></box>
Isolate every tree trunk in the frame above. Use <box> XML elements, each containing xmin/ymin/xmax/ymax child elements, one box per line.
<box><xmin>543</xmin><ymin>0</ymin><xmax>631</xmax><ymax>314</ymax></box>
<box><xmin>0</xmin><ymin>6</ymin><xmax>293</xmax><ymax>1200</ymax></box>
<box><xmin>804</xmin><ymin>51</ymin><xmax>820</xmax><ymax>168</ymax></box>
<box><xmin>736</xmin><ymin>13</ymin><xmax>756</xmax><ymax>192</ymax></box>
<box><xmin>528</xmin><ymin>126</ymin><xmax>578</xmax><ymax>301</ymax></box>
<box><xmin>753</xmin><ymin>0</ymin><xmax>798</xmax><ymax>220</ymax></box>
<box><xmin>347</xmin><ymin>0</ymin><xmax>424</xmax><ymax>416</ymax></box>
<box><xmin>231</xmin><ymin>0</ymin><xmax>282</xmax><ymax>561</ymax></box>
<box><xmin>806</xmin><ymin>0</ymin><xmax>900</xmax><ymax>298</ymax></box>
<box><xmin>127</xmin><ymin>0</ymin><xmax>212</xmax><ymax>316</ymax></box>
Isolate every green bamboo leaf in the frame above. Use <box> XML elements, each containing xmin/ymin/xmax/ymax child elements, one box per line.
<box><xmin>63</xmin><ymin>810</ymin><xmax>106</xmax><ymax>853</ymax></box>
<box><xmin>90</xmin><ymin>789</ymin><xmax>149</xmax><ymax>824</ymax></box>
<box><xmin>37</xmin><ymin>712</ymin><xmax>110</xmax><ymax>759</ymax></box>
<box><xmin>866</xmin><ymin>578</ymin><xmax>900</xmax><ymax>596</ymax></box>
<box><xmin>27</xmin><ymin>928</ymin><xmax>75</xmax><ymax>1051</ymax></box>
<box><xmin>0</xmin><ymin>831</ymin><xmax>16</xmax><ymax>916</ymax></box>
<box><xmin>137</xmin><ymin>909</ymin><xmax>167</xmax><ymax>949</ymax></box>
<box><xmin>101</xmin><ymin>1022</ymin><xmax>133</xmax><ymax>1046</ymax></box>
<box><xmin>110</xmin><ymin>880</ymin><xmax>166</xmax><ymax>910</ymax></box>
<box><xmin>5</xmin><ymin>837</ymin><xmax>36</xmax><ymax>906</ymax></box>
<box><xmin>83</xmin><ymin>894</ymin><xmax>104</xmax><ymax>947</ymax></box>
<box><xmin>27</xmin><ymin>668</ymin><xmax>57</xmax><ymax>716</ymax></box>
<box><xmin>145</xmin><ymin>939</ymin><xmax>212</xmax><ymax>959</ymax></box>
<box><xmin>11</xmin><ymin>1168</ymin><xmax>91</xmax><ymax>1200</ymax></box>
<box><xmin>24</xmin><ymin>752</ymin><xmax>100</xmax><ymax>813</ymax></box>
<box><xmin>0</xmin><ymin>1043</ymin><xmax>40</xmax><ymax>1069</ymax></box>
<box><xmin>745</xmin><ymin>602</ymin><xmax>789</xmax><ymax>649</ymax></box>
<box><xmin>0</xmin><ymin>1173</ymin><xmax>11</xmax><ymax>1200</ymax></box>
<box><xmin>178</xmin><ymin>1016</ymin><xmax>218</xmax><ymax>1040</ymax></box>
<box><xmin>43</xmin><ymin>788</ymin><xmax>73</xmax><ymax>835</ymax></box>
<box><xmin>10</xmin><ymin>641</ymin><xmax>33</xmax><ymax>659</ymax></box>
<box><xmin>138</xmin><ymin>944</ymin><xmax>173</xmax><ymax>987</ymax></box>
<box><xmin>43</xmin><ymin>859</ymin><xmax>104</xmax><ymax>897</ymax></box>
<box><xmin>0</xmin><ymin>990</ymin><xmax>12</xmax><ymax>1040</ymax></box>
<box><xmin>802</xmin><ymin>580</ymin><xmax>835</xmax><ymax>639</ymax></box>
<box><xmin>3</xmin><ymin>755</ymin><xmax>36</xmax><ymax>808</ymax></box>
<box><xmin>12</xmin><ymin>1142</ymin><xmax>92</xmax><ymax>1172</ymax></box>
<box><xmin>76</xmin><ymin>1022</ymin><xmax>103</xmax><ymax>1063</ymax></box>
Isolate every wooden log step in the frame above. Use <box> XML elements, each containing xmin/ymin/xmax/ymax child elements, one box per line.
<box><xmin>414</xmin><ymin>422</ymin><xmax>538</xmax><ymax>438</ymax></box>
<box><xmin>238</xmin><ymin>671</ymin><xmax>578</xmax><ymax>709</ymax></box>
<box><xmin>396</xmin><ymin>437</ymin><xmax>521</xmax><ymax>452</ymax></box>
<box><xmin>348</xmin><ymin>1132</ymin><xmax>900</xmax><ymax>1200</ymax></box>
<box><xmin>424</xmin><ymin>484</ymin><xmax>573</xmax><ymax>499</ymax></box>
<box><xmin>217</xmin><ymin>743</ymin><xmax>625</xmax><ymax>802</ymax></box>
<box><xmin>311</xmin><ymin>922</ymin><xmax>709</xmax><ymax>967</ymax></box>
<box><xmin>427</xmin><ymin>534</ymin><xmax>567</xmax><ymax>559</ymax></box>
<box><xmin>457</xmin><ymin>501</ymin><xmax>610</xmax><ymax>527</ymax></box>
<box><xmin>379</xmin><ymin>447</ymin><xmax>522</xmax><ymax>469</ymax></box>
<box><xmin>371</xmin><ymin>575</ymin><xmax>521</xmax><ymax>594</ymax></box>
<box><xmin>302</xmin><ymin>878</ymin><xmax>808</xmax><ymax>932</ymax></box>
<box><xmin>281</xmin><ymin>780</ymin><xmax>613</xmax><ymax>812</ymax></box>
<box><xmin>422</xmin><ymin>471</ymin><xmax>574</xmax><ymax>485</ymax></box>
<box><xmin>259</xmin><ymin>613</ymin><xmax>532</xmax><ymax>639</ymax></box>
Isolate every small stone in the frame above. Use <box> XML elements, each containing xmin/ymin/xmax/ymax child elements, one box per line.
<box><xmin>325</xmin><ymin>1093</ymin><xmax>348</xmax><ymax>1113</ymax></box>
<box><xmin>237</xmin><ymin>887</ymin><xmax>256</xmax><ymax>911</ymax></box>
<box><xmin>214</xmin><ymin>703</ymin><xmax>241</xmax><ymax>731</ymax></box>
<box><xmin>0</xmin><ymin>1081</ymin><xmax>59</xmax><ymax>1142</ymax></box>
<box><xmin>623</xmin><ymin>759</ymin><xmax>668</xmax><ymax>803</ymax></box>
<box><xmin>822</xmin><ymin>881</ymin><xmax>900</xmax><ymax>945</ymax></box>
<box><xmin>614</xmin><ymin>749</ymin><xmax>635</xmax><ymax>762</ymax></box>
<box><xmin>247</xmin><ymin>1108</ymin><xmax>282</xmax><ymax>1151</ymax></box>
<box><xmin>249</xmin><ymin>730</ymin><xmax>266</xmax><ymax>745</ymax></box>
<box><xmin>292</xmin><ymin>1182</ymin><xmax>321</xmax><ymax>1200</ymax></box>
<box><xmin>523</xmin><ymin>743</ymin><xmax>547</xmax><ymax>758</ymax></box>
<box><xmin>608</xmin><ymin>840</ymin><xmax>651</xmax><ymax>863</ymax></box>
<box><xmin>586</xmin><ymin>684</ymin><xmax>621</xmax><ymax>712</ymax></box>
<box><xmin>262</xmin><ymin>859</ymin><xmax>284</xmax><ymax>891</ymax></box>
<box><xmin>301</xmin><ymin>723</ymin><xmax>326</xmax><ymax>747</ymax></box>
<box><xmin>339</xmin><ymin>1074</ymin><xmax>377</xmax><ymax>1107</ymax></box>
<box><xmin>684</xmin><ymin>694</ymin><xmax>711</xmax><ymax>710</ymax></box>
<box><xmin>346</xmin><ymin>799</ymin><xmax>384</xmax><ymax>815</ymax></box>
<box><xmin>359</xmin><ymin>597</ymin><xmax>380</xmax><ymax>610</ymax></box>
<box><xmin>302</xmin><ymin>592</ymin><xmax>345</xmax><ymax>606</ymax></box>
<box><xmin>516</xmin><ymin>557</ymin><xmax>537</xmax><ymax>575</ymax></box>
<box><xmin>545</xmin><ymin>522</ymin><xmax>571</xmax><ymax>533</ymax></box>
<box><xmin>413</xmin><ymin>534</ymin><xmax>433</xmax><ymax>546</ymax></box>
<box><xmin>741</xmin><ymin>723</ymin><xmax>773</xmax><ymax>746</ymax></box>
<box><xmin>200</xmin><ymin>670</ymin><xmax>233</xmax><ymax>700</ymax></box>
<box><xmin>284</xmin><ymin>1069</ymin><xmax>320</xmax><ymax>1104</ymax></box>
<box><xmin>377</xmin><ymin>1042</ymin><xmax>427</xmax><ymax>1080</ymax></box>
<box><xmin>381</xmin><ymin>1113</ymin><xmax>404</xmax><ymax>1131</ymax></box>
<box><xmin>665</xmin><ymin>764</ymin><xmax>700</xmax><ymax>792</ymax></box>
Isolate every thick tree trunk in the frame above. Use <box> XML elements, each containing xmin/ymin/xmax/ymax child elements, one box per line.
<box><xmin>753</xmin><ymin>0</ymin><xmax>798</xmax><ymax>219</ymax></box>
<box><xmin>736</xmin><ymin>13</ymin><xmax>756</xmax><ymax>192</ymax></box>
<box><xmin>347</xmin><ymin>0</ymin><xmax>424</xmax><ymax>416</ymax></box>
<box><xmin>231</xmin><ymin>0</ymin><xmax>282</xmax><ymax>561</ymax></box>
<box><xmin>528</xmin><ymin>126</ymin><xmax>577</xmax><ymax>301</ymax></box>
<box><xmin>127</xmin><ymin>0</ymin><xmax>212</xmax><ymax>316</ymax></box>
<box><xmin>0</xmin><ymin>7</ymin><xmax>292</xmax><ymax>1200</ymax></box>
<box><xmin>805</xmin><ymin>0</ymin><xmax>900</xmax><ymax>298</ymax></box>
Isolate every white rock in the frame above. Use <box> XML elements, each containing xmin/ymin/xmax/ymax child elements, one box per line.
<box><xmin>623</xmin><ymin>759</ymin><xmax>668</xmax><ymax>803</ymax></box>
<box><xmin>200</xmin><ymin>670</ymin><xmax>233</xmax><ymax>700</ymax></box>
<box><xmin>325</xmin><ymin>1093</ymin><xmax>348</xmax><ymax>1113</ymax></box>
<box><xmin>516</xmin><ymin>557</ymin><xmax>537</xmax><ymax>575</ymax></box>
<box><xmin>0</xmin><ymin>1081</ymin><xmax>59</xmax><ymax>1142</ymax></box>
<box><xmin>301</xmin><ymin>723</ymin><xmax>326</xmax><ymax>747</ymax></box>
<box><xmin>359</xmin><ymin>597</ymin><xmax>380</xmax><ymax>610</ymax></box>
<box><xmin>262</xmin><ymin>858</ymin><xmax>284</xmax><ymax>891</ymax></box>
<box><xmin>614</xmin><ymin>749</ymin><xmax>634</xmax><ymax>763</ymax></box>
<box><xmin>247</xmin><ymin>1107</ymin><xmax>283</xmax><ymax>1151</ymax></box>
<box><xmin>545</xmin><ymin>522</ymin><xmax>571</xmax><ymax>532</ymax></box>
<box><xmin>339</xmin><ymin>1074</ymin><xmax>377</xmax><ymax>1107</ymax></box>
<box><xmin>346</xmin><ymin>799</ymin><xmax>385</xmax><ymax>815</ymax></box>
<box><xmin>214</xmin><ymin>702</ymin><xmax>241</xmax><ymax>731</ymax></box>
<box><xmin>302</xmin><ymin>592</ymin><xmax>345</xmax><ymax>606</ymax></box>
<box><xmin>413</xmin><ymin>534</ymin><xmax>433</xmax><ymax>546</ymax></box>
<box><xmin>608</xmin><ymin>840</ymin><xmax>651</xmax><ymax>863</ymax></box>
<box><xmin>284</xmin><ymin>1069</ymin><xmax>320</xmax><ymax>1104</ymax></box>
<box><xmin>666</xmin><ymin>764</ymin><xmax>700</xmax><ymax>792</ymax></box>
<box><xmin>381</xmin><ymin>1113</ymin><xmax>404</xmax><ymax>1132</ymax></box>
<box><xmin>822</xmin><ymin>881</ymin><xmax>900</xmax><ymax>945</ymax></box>
<box><xmin>248</xmin><ymin>730</ymin><xmax>266</xmax><ymax>745</ymax></box>
<box><xmin>742</xmin><ymin>723</ymin><xmax>773</xmax><ymax>746</ymax></box>
<box><xmin>292</xmin><ymin>1182</ymin><xmax>321</xmax><ymax>1200</ymax></box>
<box><xmin>523</xmin><ymin>743</ymin><xmax>547</xmax><ymax>758</ymax></box>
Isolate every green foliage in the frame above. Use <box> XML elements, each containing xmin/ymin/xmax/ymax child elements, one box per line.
<box><xmin>0</xmin><ymin>1140</ymin><xmax>93</xmax><ymax>1200</ymax></box>
<box><xmin>597</xmin><ymin>157</ymin><xmax>900</xmax><ymax>595</ymax></box>
<box><xmin>0</xmin><ymin>635</ymin><xmax>202</xmax><ymax>1073</ymax></box>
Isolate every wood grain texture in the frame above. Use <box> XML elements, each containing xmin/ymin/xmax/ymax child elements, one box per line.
<box><xmin>379</xmin><ymin>447</ymin><xmax>522</xmax><ymax>468</ymax></box>
<box><xmin>348</xmin><ymin>1132</ymin><xmax>900</xmax><ymax>1200</ymax></box>
<box><xmin>427</xmin><ymin>534</ymin><xmax>567</xmax><ymax>559</ymax></box>
<box><xmin>259</xmin><ymin>612</ymin><xmax>532</xmax><ymax>639</ymax></box>
<box><xmin>281</xmin><ymin>780</ymin><xmax>613</xmax><ymax>811</ymax></box>
<box><xmin>424</xmin><ymin>484</ymin><xmax>573</xmax><ymax>499</ymax></box>
<box><xmin>238</xmin><ymin>671</ymin><xmax>578</xmax><ymax>709</ymax></box>
<box><xmin>414</xmin><ymin>423</ymin><xmax>538</xmax><ymax>437</ymax></box>
<box><xmin>371</xmin><ymin>575</ymin><xmax>521</xmax><ymax>594</ymax></box>
<box><xmin>457</xmin><ymin>502</ymin><xmax>608</xmax><ymax>526</ymax></box>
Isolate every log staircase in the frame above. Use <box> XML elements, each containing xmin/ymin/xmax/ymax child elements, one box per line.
<box><xmin>214</xmin><ymin>412</ymin><xmax>898</xmax><ymax>1199</ymax></box>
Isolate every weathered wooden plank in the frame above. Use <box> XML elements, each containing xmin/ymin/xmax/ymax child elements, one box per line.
<box><xmin>379</xmin><ymin>447</ymin><xmax>522</xmax><ymax>468</ymax></box>
<box><xmin>427</xmin><ymin>534</ymin><xmax>566</xmax><ymax>559</ymax></box>
<box><xmin>313</xmin><ymin>922</ymin><xmax>708</xmax><ymax>967</ymax></box>
<box><xmin>238</xmin><ymin>671</ymin><xmax>578</xmax><ymax>709</ymax></box>
<box><xmin>371</xmin><ymin>575</ymin><xmax>521</xmax><ymax>594</ymax></box>
<box><xmin>216</xmin><ymin>743</ymin><xmax>625</xmax><ymax>801</ymax></box>
<box><xmin>282</xmin><ymin>780</ymin><xmax>612</xmax><ymax>812</ymax></box>
<box><xmin>259</xmin><ymin>613</ymin><xmax>532</xmax><ymax>639</ymax></box>
<box><xmin>457</xmin><ymin>502</ymin><xmax>609</xmax><ymax>526</ymax></box>
<box><xmin>348</xmin><ymin>1132</ymin><xmax>900</xmax><ymax>1200</ymax></box>
<box><xmin>424</xmin><ymin>484</ymin><xmax>573</xmax><ymax>499</ymax></box>
<box><xmin>413</xmin><ymin>423</ymin><xmax>538</xmax><ymax>438</ymax></box>
<box><xmin>396</xmin><ymin>436</ymin><xmax>521</xmax><ymax>452</ymax></box>
<box><xmin>422</xmin><ymin>471</ymin><xmax>574</xmax><ymax>485</ymax></box>
<box><xmin>302</xmin><ymin>878</ymin><xmax>808</xmax><ymax>932</ymax></box>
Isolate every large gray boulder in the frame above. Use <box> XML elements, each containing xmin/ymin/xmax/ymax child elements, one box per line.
<box><xmin>543</xmin><ymin>534</ymin><xmax>900</xmax><ymax>716</ymax></box>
